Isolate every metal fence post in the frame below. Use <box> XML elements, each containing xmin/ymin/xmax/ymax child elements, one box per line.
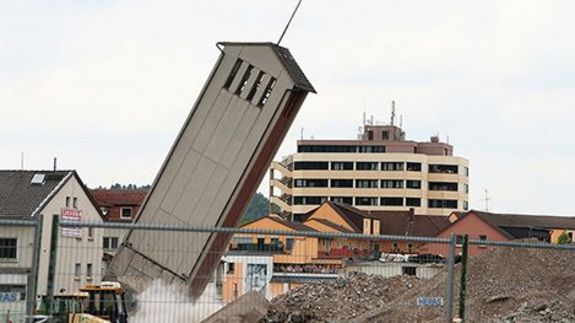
<box><xmin>46</xmin><ymin>214</ymin><xmax>60</xmax><ymax>316</ymax></box>
<box><xmin>445</xmin><ymin>234</ymin><xmax>457</xmax><ymax>323</ymax></box>
<box><xmin>458</xmin><ymin>234</ymin><xmax>469</xmax><ymax>322</ymax></box>
<box><xmin>25</xmin><ymin>214</ymin><xmax>43</xmax><ymax>322</ymax></box>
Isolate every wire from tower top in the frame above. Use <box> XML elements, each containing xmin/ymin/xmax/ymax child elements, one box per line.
<box><xmin>277</xmin><ymin>0</ymin><xmax>303</xmax><ymax>46</ymax></box>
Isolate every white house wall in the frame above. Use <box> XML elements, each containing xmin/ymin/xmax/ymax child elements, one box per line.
<box><xmin>36</xmin><ymin>176</ymin><xmax>104</xmax><ymax>296</ymax></box>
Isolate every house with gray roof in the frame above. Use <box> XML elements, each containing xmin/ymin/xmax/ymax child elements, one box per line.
<box><xmin>0</xmin><ymin>170</ymin><xmax>104</xmax><ymax>320</ymax></box>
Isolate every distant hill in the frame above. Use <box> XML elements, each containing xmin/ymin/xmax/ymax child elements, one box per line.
<box><xmin>240</xmin><ymin>192</ymin><xmax>277</xmax><ymax>225</ymax></box>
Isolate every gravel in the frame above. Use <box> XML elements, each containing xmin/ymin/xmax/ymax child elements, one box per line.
<box><xmin>262</xmin><ymin>245</ymin><xmax>575</xmax><ymax>322</ymax></box>
<box><xmin>261</xmin><ymin>272</ymin><xmax>421</xmax><ymax>322</ymax></box>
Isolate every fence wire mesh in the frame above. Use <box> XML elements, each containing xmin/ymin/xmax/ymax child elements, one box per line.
<box><xmin>0</xmin><ymin>220</ymin><xmax>38</xmax><ymax>323</ymax></box>
<box><xmin>56</xmin><ymin>221</ymin><xmax>454</xmax><ymax>323</ymax></box>
<box><xmin>4</xmin><ymin>217</ymin><xmax>575</xmax><ymax>323</ymax></box>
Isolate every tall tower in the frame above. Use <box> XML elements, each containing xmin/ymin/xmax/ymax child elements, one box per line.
<box><xmin>107</xmin><ymin>42</ymin><xmax>315</xmax><ymax>298</ymax></box>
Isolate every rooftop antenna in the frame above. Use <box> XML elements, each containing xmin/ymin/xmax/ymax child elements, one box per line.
<box><xmin>20</xmin><ymin>152</ymin><xmax>24</xmax><ymax>170</ymax></box>
<box><xmin>482</xmin><ymin>189</ymin><xmax>491</xmax><ymax>212</ymax></box>
<box><xmin>363</xmin><ymin>112</ymin><xmax>366</xmax><ymax>126</ymax></box>
<box><xmin>370</xmin><ymin>115</ymin><xmax>374</xmax><ymax>125</ymax></box>
<box><xmin>277</xmin><ymin>0</ymin><xmax>303</xmax><ymax>46</ymax></box>
<box><xmin>399</xmin><ymin>115</ymin><xmax>403</xmax><ymax>129</ymax></box>
<box><xmin>391</xmin><ymin>100</ymin><xmax>396</xmax><ymax>126</ymax></box>
<box><xmin>53</xmin><ymin>157</ymin><xmax>57</xmax><ymax>171</ymax></box>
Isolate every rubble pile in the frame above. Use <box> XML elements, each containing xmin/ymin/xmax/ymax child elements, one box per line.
<box><xmin>263</xmin><ymin>246</ymin><xmax>575</xmax><ymax>322</ymax></box>
<box><xmin>261</xmin><ymin>272</ymin><xmax>421</xmax><ymax>322</ymax></box>
<box><xmin>370</xmin><ymin>246</ymin><xmax>575</xmax><ymax>322</ymax></box>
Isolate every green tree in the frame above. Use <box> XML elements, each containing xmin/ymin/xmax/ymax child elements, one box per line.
<box><xmin>240</xmin><ymin>193</ymin><xmax>274</xmax><ymax>225</ymax></box>
<box><xmin>557</xmin><ymin>230</ymin><xmax>572</xmax><ymax>244</ymax></box>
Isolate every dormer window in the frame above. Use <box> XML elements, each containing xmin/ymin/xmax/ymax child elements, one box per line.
<box><xmin>120</xmin><ymin>207</ymin><xmax>133</xmax><ymax>219</ymax></box>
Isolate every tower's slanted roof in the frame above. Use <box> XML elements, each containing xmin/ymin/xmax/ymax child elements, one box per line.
<box><xmin>218</xmin><ymin>42</ymin><xmax>316</xmax><ymax>93</ymax></box>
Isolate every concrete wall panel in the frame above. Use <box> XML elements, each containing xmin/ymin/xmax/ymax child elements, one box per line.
<box><xmin>107</xmin><ymin>43</ymin><xmax>312</xmax><ymax>297</ymax></box>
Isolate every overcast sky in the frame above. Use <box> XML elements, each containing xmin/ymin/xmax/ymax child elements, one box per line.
<box><xmin>2</xmin><ymin>0</ymin><xmax>575</xmax><ymax>215</ymax></box>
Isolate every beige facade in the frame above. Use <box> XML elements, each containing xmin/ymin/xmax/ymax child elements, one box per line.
<box><xmin>35</xmin><ymin>175</ymin><xmax>104</xmax><ymax>296</ymax></box>
<box><xmin>0</xmin><ymin>170</ymin><xmax>104</xmax><ymax>318</ymax></box>
<box><xmin>270</xmin><ymin>125</ymin><xmax>469</xmax><ymax>219</ymax></box>
<box><xmin>107</xmin><ymin>42</ymin><xmax>315</xmax><ymax>297</ymax></box>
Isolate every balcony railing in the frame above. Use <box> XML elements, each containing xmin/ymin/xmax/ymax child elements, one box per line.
<box><xmin>229</xmin><ymin>243</ymin><xmax>287</xmax><ymax>253</ymax></box>
<box><xmin>317</xmin><ymin>248</ymin><xmax>369</xmax><ymax>259</ymax></box>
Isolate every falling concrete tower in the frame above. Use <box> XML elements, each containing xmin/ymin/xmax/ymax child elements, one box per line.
<box><xmin>106</xmin><ymin>42</ymin><xmax>315</xmax><ymax>298</ymax></box>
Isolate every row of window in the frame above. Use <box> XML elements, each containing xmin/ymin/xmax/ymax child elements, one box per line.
<box><xmin>65</xmin><ymin>196</ymin><xmax>79</xmax><ymax>209</ymax></box>
<box><xmin>103</xmin><ymin>236</ymin><xmax>119</xmax><ymax>250</ymax></box>
<box><xmin>298</xmin><ymin>145</ymin><xmax>386</xmax><ymax>153</ymax></box>
<box><xmin>99</xmin><ymin>206</ymin><xmax>133</xmax><ymax>219</ymax></box>
<box><xmin>293</xmin><ymin>161</ymin><xmax>464</xmax><ymax>174</ymax></box>
<box><xmin>224</xmin><ymin>59</ymin><xmax>276</xmax><ymax>107</ymax></box>
<box><xmin>293</xmin><ymin>196</ymin><xmax>465</xmax><ymax>209</ymax></box>
<box><xmin>0</xmin><ymin>238</ymin><xmax>17</xmax><ymax>259</ymax></box>
<box><xmin>2</xmin><ymin>235</ymin><xmax>124</xmax><ymax>260</ymax></box>
<box><xmin>293</xmin><ymin>179</ymin><xmax>464</xmax><ymax>191</ymax></box>
<box><xmin>74</xmin><ymin>262</ymin><xmax>94</xmax><ymax>279</ymax></box>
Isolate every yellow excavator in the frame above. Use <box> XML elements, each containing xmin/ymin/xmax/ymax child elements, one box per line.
<box><xmin>34</xmin><ymin>282</ymin><xmax>128</xmax><ymax>323</ymax></box>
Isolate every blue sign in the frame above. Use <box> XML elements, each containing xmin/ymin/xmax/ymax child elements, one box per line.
<box><xmin>417</xmin><ymin>297</ymin><xmax>444</xmax><ymax>307</ymax></box>
<box><xmin>0</xmin><ymin>292</ymin><xmax>20</xmax><ymax>302</ymax></box>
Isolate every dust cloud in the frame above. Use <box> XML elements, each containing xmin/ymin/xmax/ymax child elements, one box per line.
<box><xmin>130</xmin><ymin>280</ymin><xmax>223</xmax><ymax>323</ymax></box>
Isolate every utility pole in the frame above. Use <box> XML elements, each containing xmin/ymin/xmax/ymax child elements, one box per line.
<box><xmin>482</xmin><ymin>189</ymin><xmax>491</xmax><ymax>211</ymax></box>
<box><xmin>390</xmin><ymin>100</ymin><xmax>396</xmax><ymax>126</ymax></box>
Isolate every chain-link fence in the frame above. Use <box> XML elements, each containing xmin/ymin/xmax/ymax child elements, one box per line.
<box><xmin>0</xmin><ymin>218</ymin><xmax>41</xmax><ymax>323</ymax></box>
<box><xmin>56</xmin><ymin>220</ymin><xmax>456</xmax><ymax>323</ymax></box>
<box><xmin>3</xmin><ymin>217</ymin><xmax>575</xmax><ymax>323</ymax></box>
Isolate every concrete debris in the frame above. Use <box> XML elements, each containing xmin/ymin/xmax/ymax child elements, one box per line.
<box><xmin>260</xmin><ymin>272</ymin><xmax>421</xmax><ymax>322</ymax></box>
<box><xmin>202</xmin><ymin>291</ymin><xmax>270</xmax><ymax>323</ymax></box>
<box><xmin>262</xmin><ymin>246</ymin><xmax>575</xmax><ymax>322</ymax></box>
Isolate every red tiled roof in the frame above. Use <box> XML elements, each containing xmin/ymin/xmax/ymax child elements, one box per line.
<box><xmin>306</xmin><ymin>218</ymin><xmax>355</xmax><ymax>233</ymax></box>
<box><xmin>89</xmin><ymin>189</ymin><xmax>148</xmax><ymax>207</ymax></box>
<box><xmin>371</xmin><ymin>211</ymin><xmax>452</xmax><ymax>237</ymax></box>
<box><xmin>471</xmin><ymin>210</ymin><xmax>575</xmax><ymax>230</ymax></box>
<box><xmin>317</xmin><ymin>201</ymin><xmax>451</xmax><ymax>237</ymax></box>
<box><xmin>241</xmin><ymin>214</ymin><xmax>316</xmax><ymax>232</ymax></box>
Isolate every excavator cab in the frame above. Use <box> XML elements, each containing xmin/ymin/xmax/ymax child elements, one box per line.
<box><xmin>35</xmin><ymin>292</ymin><xmax>89</xmax><ymax>323</ymax></box>
<box><xmin>79</xmin><ymin>282</ymin><xmax>128</xmax><ymax>323</ymax></box>
<box><xmin>35</xmin><ymin>282</ymin><xmax>128</xmax><ymax>323</ymax></box>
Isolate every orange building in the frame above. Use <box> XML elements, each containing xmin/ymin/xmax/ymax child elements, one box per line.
<box><xmin>423</xmin><ymin>210</ymin><xmax>575</xmax><ymax>257</ymax></box>
<box><xmin>222</xmin><ymin>201</ymin><xmax>450</xmax><ymax>303</ymax></box>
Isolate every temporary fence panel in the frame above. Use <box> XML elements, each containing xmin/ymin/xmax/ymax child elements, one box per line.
<box><xmin>57</xmin><ymin>220</ymin><xmax>455</xmax><ymax>323</ymax></box>
<box><xmin>454</xmin><ymin>237</ymin><xmax>575</xmax><ymax>322</ymax></box>
<box><xmin>0</xmin><ymin>218</ymin><xmax>40</xmax><ymax>323</ymax></box>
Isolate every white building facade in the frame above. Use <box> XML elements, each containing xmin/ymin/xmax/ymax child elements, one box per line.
<box><xmin>270</xmin><ymin>124</ymin><xmax>469</xmax><ymax>221</ymax></box>
<box><xmin>0</xmin><ymin>170</ymin><xmax>104</xmax><ymax>322</ymax></box>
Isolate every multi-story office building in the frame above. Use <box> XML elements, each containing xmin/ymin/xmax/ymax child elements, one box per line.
<box><xmin>270</xmin><ymin>123</ymin><xmax>469</xmax><ymax>221</ymax></box>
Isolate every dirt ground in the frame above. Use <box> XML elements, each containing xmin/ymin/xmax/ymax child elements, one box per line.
<box><xmin>261</xmin><ymin>246</ymin><xmax>575</xmax><ymax>322</ymax></box>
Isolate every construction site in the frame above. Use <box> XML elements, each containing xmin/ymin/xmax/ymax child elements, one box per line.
<box><xmin>261</xmin><ymin>244</ymin><xmax>575</xmax><ymax>322</ymax></box>
<box><xmin>3</xmin><ymin>2</ymin><xmax>575</xmax><ymax>323</ymax></box>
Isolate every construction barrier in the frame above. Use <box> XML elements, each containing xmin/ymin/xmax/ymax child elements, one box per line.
<box><xmin>3</xmin><ymin>217</ymin><xmax>575</xmax><ymax>322</ymax></box>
